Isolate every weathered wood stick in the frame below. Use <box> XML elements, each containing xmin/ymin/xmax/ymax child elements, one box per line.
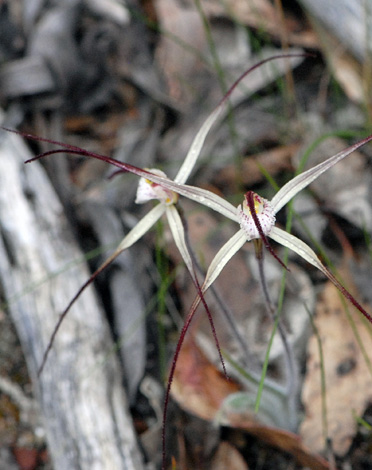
<box><xmin>0</xmin><ymin>129</ymin><xmax>145</xmax><ymax>470</ymax></box>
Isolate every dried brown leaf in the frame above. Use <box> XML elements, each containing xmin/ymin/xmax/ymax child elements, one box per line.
<box><xmin>213</xmin><ymin>143</ymin><xmax>299</xmax><ymax>193</ymax></box>
<box><xmin>172</xmin><ymin>336</ymin><xmax>241</xmax><ymax>421</ymax></box>
<box><xmin>300</xmin><ymin>261</ymin><xmax>372</xmax><ymax>455</ymax></box>
<box><xmin>12</xmin><ymin>447</ymin><xmax>38</xmax><ymax>470</ymax></box>
<box><xmin>154</xmin><ymin>0</ymin><xmax>206</xmax><ymax>105</ymax></box>
<box><xmin>305</xmin><ymin>10</ymin><xmax>365</xmax><ymax>102</ymax></box>
<box><xmin>229</xmin><ymin>418</ymin><xmax>330</xmax><ymax>470</ymax></box>
<box><xmin>203</xmin><ymin>0</ymin><xmax>319</xmax><ymax>49</ymax></box>
<box><xmin>210</xmin><ymin>441</ymin><xmax>249</xmax><ymax>470</ymax></box>
<box><xmin>172</xmin><ymin>336</ymin><xmax>329</xmax><ymax>470</ymax></box>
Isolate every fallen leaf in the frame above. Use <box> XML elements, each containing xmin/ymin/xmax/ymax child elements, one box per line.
<box><xmin>227</xmin><ymin>418</ymin><xmax>330</xmax><ymax>470</ymax></box>
<box><xmin>12</xmin><ymin>447</ymin><xmax>38</xmax><ymax>470</ymax></box>
<box><xmin>172</xmin><ymin>336</ymin><xmax>241</xmax><ymax>421</ymax></box>
<box><xmin>210</xmin><ymin>441</ymin><xmax>249</xmax><ymax>470</ymax></box>
<box><xmin>304</xmin><ymin>12</ymin><xmax>365</xmax><ymax>103</ymax></box>
<box><xmin>300</xmin><ymin>261</ymin><xmax>372</xmax><ymax>455</ymax></box>
<box><xmin>203</xmin><ymin>0</ymin><xmax>319</xmax><ymax>49</ymax></box>
<box><xmin>172</xmin><ymin>336</ymin><xmax>330</xmax><ymax>470</ymax></box>
<box><xmin>213</xmin><ymin>143</ymin><xmax>299</xmax><ymax>194</ymax></box>
<box><xmin>154</xmin><ymin>0</ymin><xmax>207</xmax><ymax>105</ymax></box>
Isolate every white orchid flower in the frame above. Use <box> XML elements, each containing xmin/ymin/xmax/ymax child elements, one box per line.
<box><xmin>198</xmin><ymin>136</ymin><xmax>372</xmax><ymax>310</ymax></box>
<box><xmin>5</xmin><ymin>53</ymin><xmax>372</xmax><ymax>468</ymax></box>
<box><xmin>153</xmin><ymin>132</ymin><xmax>372</xmax><ymax>470</ymax></box>
<box><xmin>4</xmin><ymin>54</ymin><xmax>305</xmax><ymax>374</ymax></box>
<box><xmin>128</xmin><ymin>132</ymin><xmax>372</xmax><ymax>324</ymax></box>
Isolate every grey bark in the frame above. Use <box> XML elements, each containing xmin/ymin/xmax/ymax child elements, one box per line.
<box><xmin>0</xmin><ymin>128</ymin><xmax>145</xmax><ymax>470</ymax></box>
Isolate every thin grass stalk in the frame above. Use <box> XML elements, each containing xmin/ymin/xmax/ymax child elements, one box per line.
<box><xmin>155</xmin><ymin>219</ymin><xmax>169</xmax><ymax>381</ymax></box>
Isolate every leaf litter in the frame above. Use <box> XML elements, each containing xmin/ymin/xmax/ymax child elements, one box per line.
<box><xmin>300</xmin><ymin>259</ymin><xmax>372</xmax><ymax>457</ymax></box>
<box><xmin>0</xmin><ymin>2</ymin><xmax>370</xmax><ymax>470</ymax></box>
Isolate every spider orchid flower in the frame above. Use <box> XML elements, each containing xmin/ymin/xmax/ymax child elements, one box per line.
<box><xmin>156</xmin><ymin>134</ymin><xmax>372</xmax><ymax>468</ymax></box>
<box><xmin>142</xmin><ymin>133</ymin><xmax>372</xmax><ymax>329</ymax></box>
<box><xmin>196</xmin><ymin>134</ymin><xmax>372</xmax><ymax>312</ymax></box>
<box><xmin>166</xmin><ymin>135</ymin><xmax>372</xmax><ymax>339</ymax></box>
<box><xmin>4</xmin><ymin>54</ymin><xmax>304</xmax><ymax>375</ymax></box>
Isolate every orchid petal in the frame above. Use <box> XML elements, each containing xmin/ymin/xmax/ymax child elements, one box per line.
<box><xmin>174</xmin><ymin>53</ymin><xmax>308</xmax><ymax>185</ymax></box>
<box><xmin>203</xmin><ymin>229</ymin><xmax>247</xmax><ymax>293</ymax></box>
<box><xmin>174</xmin><ymin>105</ymin><xmax>224</xmax><ymax>185</ymax></box>
<box><xmin>268</xmin><ymin>226</ymin><xmax>327</xmax><ymax>274</ymax></box>
<box><xmin>173</xmin><ymin>184</ymin><xmax>238</xmax><ymax>221</ymax></box>
<box><xmin>37</xmin><ymin>203</ymin><xmax>165</xmax><ymax>375</ymax></box>
<box><xmin>133</xmin><ymin>173</ymin><xmax>238</xmax><ymax>222</ymax></box>
<box><xmin>270</xmin><ymin>135</ymin><xmax>372</xmax><ymax>214</ymax></box>
<box><xmin>117</xmin><ymin>203</ymin><xmax>166</xmax><ymax>251</ymax></box>
<box><xmin>165</xmin><ymin>205</ymin><xmax>197</xmax><ymax>282</ymax></box>
<box><xmin>269</xmin><ymin>226</ymin><xmax>372</xmax><ymax>323</ymax></box>
<box><xmin>24</xmin><ymin>145</ymin><xmax>238</xmax><ymax>222</ymax></box>
<box><xmin>137</xmin><ymin>173</ymin><xmax>238</xmax><ymax>221</ymax></box>
<box><xmin>138</xmin><ymin>172</ymin><xmax>238</xmax><ymax>221</ymax></box>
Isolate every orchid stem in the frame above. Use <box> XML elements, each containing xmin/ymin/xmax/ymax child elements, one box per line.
<box><xmin>254</xmin><ymin>240</ymin><xmax>299</xmax><ymax>430</ymax></box>
<box><xmin>155</xmin><ymin>219</ymin><xmax>168</xmax><ymax>382</ymax></box>
<box><xmin>179</xmin><ymin>207</ymin><xmax>252</xmax><ymax>366</ymax></box>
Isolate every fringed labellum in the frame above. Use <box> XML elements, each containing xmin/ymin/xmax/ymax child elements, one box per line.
<box><xmin>238</xmin><ymin>192</ymin><xmax>276</xmax><ymax>240</ymax></box>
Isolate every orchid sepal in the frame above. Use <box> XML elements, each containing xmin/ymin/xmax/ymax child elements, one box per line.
<box><xmin>173</xmin><ymin>53</ymin><xmax>308</xmax><ymax>185</ymax></box>
<box><xmin>174</xmin><ymin>105</ymin><xmax>224</xmax><ymax>185</ymax></box>
<box><xmin>271</xmin><ymin>134</ymin><xmax>372</xmax><ymax>214</ymax></box>
<box><xmin>268</xmin><ymin>226</ymin><xmax>326</xmax><ymax>273</ymax></box>
<box><xmin>36</xmin><ymin>203</ymin><xmax>165</xmax><ymax>375</ymax></box>
<box><xmin>268</xmin><ymin>226</ymin><xmax>372</xmax><ymax>324</ymax></box>
<box><xmin>165</xmin><ymin>205</ymin><xmax>196</xmax><ymax>281</ymax></box>
<box><xmin>22</xmin><ymin>144</ymin><xmax>238</xmax><ymax>223</ymax></box>
<box><xmin>116</xmin><ymin>204</ymin><xmax>166</xmax><ymax>251</ymax></box>
<box><xmin>203</xmin><ymin>229</ymin><xmax>247</xmax><ymax>293</ymax></box>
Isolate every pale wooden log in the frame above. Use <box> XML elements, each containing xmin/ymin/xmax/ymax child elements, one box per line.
<box><xmin>0</xmin><ymin>129</ymin><xmax>145</xmax><ymax>470</ymax></box>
